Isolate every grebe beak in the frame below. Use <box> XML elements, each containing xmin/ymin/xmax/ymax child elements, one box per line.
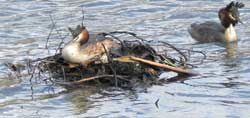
<box><xmin>238</xmin><ymin>18</ymin><xmax>244</xmax><ymax>24</ymax></box>
<box><xmin>228</xmin><ymin>13</ymin><xmax>243</xmax><ymax>24</ymax></box>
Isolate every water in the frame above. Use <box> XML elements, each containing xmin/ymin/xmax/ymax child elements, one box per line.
<box><xmin>1</xmin><ymin>0</ymin><xmax>250</xmax><ymax>117</ymax></box>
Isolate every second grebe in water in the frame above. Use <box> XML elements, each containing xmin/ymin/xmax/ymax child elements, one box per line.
<box><xmin>62</xmin><ymin>26</ymin><xmax>116</xmax><ymax>66</ymax></box>
<box><xmin>188</xmin><ymin>1</ymin><xmax>244</xmax><ymax>42</ymax></box>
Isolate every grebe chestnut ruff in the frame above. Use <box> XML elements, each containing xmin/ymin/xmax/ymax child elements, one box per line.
<box><xmin>62</xmin><ymin>27</ymin><xmax>116</xmax><ymax>66</ymax></box>
<box><xmin>188</xmin><ymin>1</ymin><xmax>244</xmax><ymax>42</ymax></box>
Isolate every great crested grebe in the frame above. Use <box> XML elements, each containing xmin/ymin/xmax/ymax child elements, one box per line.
<box><xmin>61</xmin><ymin>26</ymin><xmax>116</xmax><ymax>66</ymax></box>
<box><xmin>188</xmin><ymin>1</ymin><xmax>244</xmax><ymax>42</ymax></box>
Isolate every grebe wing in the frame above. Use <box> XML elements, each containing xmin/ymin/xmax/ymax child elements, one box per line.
<box><xmin>188</xmin><ymin>21</ymin><xmax>225</xmax><ymax>42</ymax></box>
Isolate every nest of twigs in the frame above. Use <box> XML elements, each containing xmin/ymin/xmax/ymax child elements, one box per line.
<box><xmin>19</xmin><ymin>24</ymin><xmax>201</xmax><ymax>90</ymax></box>
<box><xmin>5</xmin><ymin>20</ymin><xmax>205</xmax><ymax>90</ymax></box>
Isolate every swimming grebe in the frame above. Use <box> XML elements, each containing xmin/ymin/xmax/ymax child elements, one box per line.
<box><xmin>62</xmin><ymin>26</ymin><xmax>116</xmax><ymax>66</ymax></box>
<box><xmin>188</xmin><ymin>1</ymin><xmax>244</xmax><ymax>42</ymax></box>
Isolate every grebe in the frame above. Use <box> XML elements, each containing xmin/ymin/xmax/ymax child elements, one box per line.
<box><xmin>62</xmin><ymin>26</ymin><xmax>116</xmax><ymax>66</ymax></box>
<box><xmin>188</xmin><ymin>1</ymin><xmax>244</xmax><ymax>42</ymax></box>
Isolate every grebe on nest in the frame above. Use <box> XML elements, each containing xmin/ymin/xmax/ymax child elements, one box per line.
<box><xmin>62</xmin><ymin>26</ymin><xmax>116</xmax><ymax>66</ymax></box>
<box><xmin>188</xmin><ymin>1</ymin><xmax>244</xmax><ymax>42</ymax></box>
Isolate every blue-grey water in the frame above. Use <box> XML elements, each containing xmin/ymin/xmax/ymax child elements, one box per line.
<box><xmin>1</xmin><ymin>0</ymin><xmax>250</xmax><ymax>118</ymax></box>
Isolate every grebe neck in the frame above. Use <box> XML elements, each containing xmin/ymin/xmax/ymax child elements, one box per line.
<box><xmin>224</xmin><ymin>24</ymin><xmax>237</xmax><ymax>42</ymax></box>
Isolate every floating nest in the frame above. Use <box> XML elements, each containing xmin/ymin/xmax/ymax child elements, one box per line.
<box><xmin>7</xmin><ymin>24</ymin><xmax>204</xmax><ymax>90</ymax></box>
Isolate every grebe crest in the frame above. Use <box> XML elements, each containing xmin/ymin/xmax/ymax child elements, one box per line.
<box><xmin>188</xmin><ymin>1</ymin><xmax>244</xmax><ymax>42</ymax></box>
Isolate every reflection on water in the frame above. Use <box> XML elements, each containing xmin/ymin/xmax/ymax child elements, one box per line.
<box><xmin>223</xmin><ymin>42</ymin><xmax>238</xmax><ymax>59</ymax></box>
<box><xmin>65</xmin><ymin>86</ymin><xmax>98</xmax><ymax>114</ymax></box>
<box><xmin>1</xmin><ymin>0</ymin><xmax>250</xmax><ymax>117</ymax></box>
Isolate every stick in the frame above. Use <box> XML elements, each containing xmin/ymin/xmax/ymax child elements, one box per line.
<box><xmin>54</xmin><ymin>75</ymin><xmax>129</xmax><ymax>87</ymax></box>
<box><xmin>159</xmin><ymin>41</ymin><xmax>188</xmax><ymax>62</ymax></box>
<box><xmin>72</xmin><ymin>75</ymin><xmax>129</xmax><ymax>85</ymax></box>
<box><xmin>129</xmin><ymin>56</ymin><xmax>199</xmax><ymax>76</ymax></box>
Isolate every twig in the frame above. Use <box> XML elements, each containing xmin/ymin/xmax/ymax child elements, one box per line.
<box><xmin>73</xmin><ymin>75</ymin><xmax>129</xmax><ymax>85</ymax></box>
<box><xmin>81</xmin><ymin>7</ymin><xmax>85</xmax><ymax>28</ymax></box>
<box><xmin>109</xmin><ymin>31</ymin><xmax>152</xmax><ymax>42</ymax></box>
<box><xmin>159</xmin><ymin>41</ymin><xmax>188</xmax><ymax>62</ymax></box>
<box><xmin>128</xmin><ymin>56</ymin><xmax>199</xmax><ymax>76</ymax></box>
<box><xmin>49</xmin><ymin>15</ymin><xmax>70</xmax><ymax>54</ymax></box>
<box><xmin>101</xmin><ymin>43</ymin><xmax>118</xmax><ymax>87</ymax></box>
<box><xmin>101</xmin><ymin>32</ymin><xmax>125</xmax><ymax>51</ymax></box>
<box><xmin>155</xmin><ymin>98</ymin><xmax>160</xmax><ymax>109</ymax></box>
<box><xmin>29</xmin><ymin>63</ymin><xmax>38</xmax><ymax>100</ymax></box>
<box><xmin>61</xmin><ymin>66</ymin><xmax>66</xmax><ymax>81</ymax></box>
<box><xmin>49</xmin><ymin>15</ymin><xmax>64</xmax><ymax>40</ymax></box>
<box><xmin>45</xmin><ymin>20</ymin><xmax>55</xmax><ymax>49</ymax></box>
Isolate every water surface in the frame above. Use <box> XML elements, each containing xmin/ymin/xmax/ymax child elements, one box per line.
<box><xmin>1</xmin><ymin>0</ymin><xmax>250</xmax><ymax>117</ymax></box>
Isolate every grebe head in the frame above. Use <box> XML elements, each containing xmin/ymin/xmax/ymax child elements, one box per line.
<box><xmin>218</xmin><ymin>1</ymin><xmax>244</xmax><ymax>28</ymax></box>
<box><xmin>62</xmin><ymin>26</ymin><xmax>90</xmax><ymax>64</ymax></box>
<box><xmin>69</xmin><ymin>25</ymin><xmax>89</xmax><ymax>45</ymax></box>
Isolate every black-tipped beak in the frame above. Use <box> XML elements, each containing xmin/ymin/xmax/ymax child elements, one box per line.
<box><xmin>238</xmin><ymin>18</ymin><xmax>244</xmax><ymax>24</ymax></box>
<box><xmin>229</xmin><ymin>13</ymin><xmax>243</xmax><ymax>25</ymax></box>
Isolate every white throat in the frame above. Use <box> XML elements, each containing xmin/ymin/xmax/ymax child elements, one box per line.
<box><xmin>224</xmin><ymin>24</ymin><xmax>237</xmax><ymax>42</ymax></box>
<box><xmin>62</xmin><ymin>42</ymin><xmax>90</xmax><ymax>63</ymax></box>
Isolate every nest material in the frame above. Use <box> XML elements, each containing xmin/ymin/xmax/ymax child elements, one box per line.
<box><xmin>40</xmin><ymin>43</ymin><xmax>162</xmax><ymax>88</ymax></box>
<box><xmin>31</xmin><ymin>25</ymin><xmax>199</xmax><ymax>89</ymax></box>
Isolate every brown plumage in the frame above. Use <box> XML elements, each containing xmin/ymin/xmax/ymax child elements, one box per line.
<box><xmin>62</xmin><ymin>27</ymin><xmax>118</xmax><ymax>66</ymax></box>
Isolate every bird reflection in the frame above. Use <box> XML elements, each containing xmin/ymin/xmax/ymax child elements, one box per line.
<box><xmin>223</xmin><ymin>42</ymin><xmax>238</xmax><ymax>59</ymax></box>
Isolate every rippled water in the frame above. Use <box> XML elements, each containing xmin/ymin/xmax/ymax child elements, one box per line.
<box><xmin>1</xmin><ymin>0</ymin><xmax>250</xmax><ymax>117</ymax></box>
